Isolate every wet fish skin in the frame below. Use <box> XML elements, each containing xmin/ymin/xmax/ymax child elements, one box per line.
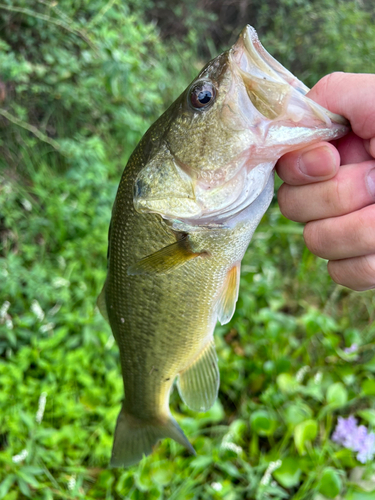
<box><xmin>98</xmin><ymin>25</ymin><xmax>349</xmax><ymax>467</ymax></box>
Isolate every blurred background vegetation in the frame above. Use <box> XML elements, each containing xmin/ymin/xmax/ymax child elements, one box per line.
<box><xmin>1</xmin><ymin>0</ymin><xmax>375</xmax><ymax>499</ymax></box>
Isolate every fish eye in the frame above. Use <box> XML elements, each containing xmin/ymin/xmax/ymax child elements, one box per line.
<box><xmin>189</xmin><ymin>81</ymin><xmax>216</xmax><ymax>110</ymax></box>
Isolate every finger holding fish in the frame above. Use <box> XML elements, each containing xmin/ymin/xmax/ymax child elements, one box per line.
<box><xmin>278</xmin><ymin>161</ymin><xmax>375</xmax><ymax>222</ymax></box>
<box><xmin>277</xmin><ymin>72</ymin><xmax>375</xmax><ymax>291</ymax></box>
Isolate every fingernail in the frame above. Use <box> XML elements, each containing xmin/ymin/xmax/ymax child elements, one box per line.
<box><xmin>366</xmin><ymin>168</ymin><xmax>375</xmax><ymax>198</ymax></box>
<box><xmin>299</xmin><ymin>146</ymin><xmax>337</xmax><ymax>177</ymax></box>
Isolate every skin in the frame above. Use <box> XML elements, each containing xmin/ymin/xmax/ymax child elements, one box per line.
<box><xmin>276</xmin><ymin>72</ymin><xmax>375</xmax><ymax>291</ymax></box>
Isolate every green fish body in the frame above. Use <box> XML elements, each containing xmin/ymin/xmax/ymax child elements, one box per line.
<box><xmin>98</xmin><ymin>26</ymin><xmax>348</xmax><ymax>467</ymax></box>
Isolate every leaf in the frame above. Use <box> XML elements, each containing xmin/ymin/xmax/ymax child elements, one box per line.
<box><xmin>294</xmin><ymin>419</ymin><xmax>318</xmax><ymax>455</ymax></box>
<box><xmin>358</xmin><ymin>409</ymin><xmax>375</xmax><ymax>426</ymax></box>
<box><xmin>250</xmin><ymin>410</ymin><xmax>277</xmax><ymax>437</ymax></box>
<box><xmin>17</xmin><ymin>477</ymin><xmax>31</xmax><ymax>497</ymax></box>
<box><xmin>344</xmin><ymin>489</ymin><xmax>375</xmax><ymax>499</ymax></box>
<box><xmin>364</xmin><ymin>356</ymin><xmax>375</xmax><ymax>372</ymax></box>
<box><xmin>361</xmin><ymin>379</ymin><xmax>375</xmax><ymax>396</ymax></box>
<box><xmin>276</xmin><ymin>373</ymin><xmax>299</xmax><ymax>394</ymax></box>
<box><xmin>326</xmin><ymin>382</ymin><xmax>348</xmax><ymax>408</ymax></box>
<box><xmin>151</xmin><ymin>461</ymin><xmax>174</xmax><ymax>487</ymax></box>
<box><xmin>216</xmin><ymin>462</ymin><xmax>241</xmax><ymax>478</ymax></box>
<box><xmin>0</xmin><ymin>475</ymin><xmax>16</xmax><ymax>499</ymax></box>
<box><xmin>273</xmin><ymin>457</ymin><xmax>302</xmax><ymax>488</ymax></box>
<box><xmin>283</xmin><ymin>404</ymin><xmax>313</xmax><ymax>426</ymax></box>
<box><xmin>318</xmin><ymin>468</ymin><xmax>342</xmax><ymax>499</ymax></box>
<box><xmin>189</xmin><ymin>456</ymin><xmax>213</xmax><ymax>470</ymax></box>
<box><xmin>18</xmin><ymin>469</ymin><xmax>40</xmax><ymax>488</ymax></box>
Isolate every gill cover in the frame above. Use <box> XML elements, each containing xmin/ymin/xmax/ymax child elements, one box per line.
<box><xmin>134</xmin><ymin>25</ymin><xmax>349</xmax><ymax>229</ymax></box>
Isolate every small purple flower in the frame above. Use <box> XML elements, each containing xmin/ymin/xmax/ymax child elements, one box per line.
<box><xmin>332</xmin><ymin>416</ymin><xmax>375</xmax><ymax>464</ymax></box>
<box><xmin>356</xmin><ymin>431</ymin><xmax>375</xmax><ymax>464</ymax></box>
<box><xmin>332</xmin><ymin>416</ymin><xmax>358</xmax><ymax>447</ymax></box>
<box><xmin>344</xmin><ymin>343</ymin><xmax>358</xmax><ymax>354</ymax></box>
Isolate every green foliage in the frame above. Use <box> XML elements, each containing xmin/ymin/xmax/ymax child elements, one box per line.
<box><xmin>318</xmin><ymin>468</ymin><xmax>342</xmax><ymax>498</ymax></box>
<box><xmin>152</xmin><ymin>0</ymin><xmax>375</xmax><ymax>87</ymax></box>
<box><xmin>1</xmin><ymin>1</ymin><xmax>375</xmax><ymax>499</ymax></box>
<box><xmin>294</xmin><ymin>420</ymin><xmax>318</xmax><ymax>455</ymax></box>
<box><xmin>257</xmin><ymin>0</ymin><xmax>375</xmax><ymax>87</ymax></box>
<box><xmin>0</xmin><ymin>0</ymin><xmax>198</xmax><ymax>178</ymax></box>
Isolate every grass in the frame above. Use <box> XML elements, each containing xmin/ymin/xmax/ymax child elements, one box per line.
<box><xmin>1</xmin><ymin>161</ymin><xmax>375</xmax><ymax>499</ymax></box>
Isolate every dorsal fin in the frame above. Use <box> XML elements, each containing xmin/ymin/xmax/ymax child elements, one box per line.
<box><xmin>216</xmin><ymin>264</ymin><xmax>240</xmax><ymax>325</ymax></box>
<box><xmin>177</xmin><ymin>340</ymin><xmax>219</xmax><ymax>412</ymax></box>
<box><xmin>96</xmin><ymin>283</ymin><xmax>109</xmax><ymax>323</ymax></box>
<box><xmin>127</xmin><ymin>236</ymin><xmax>203</xmax><ymax>276</ymax></box>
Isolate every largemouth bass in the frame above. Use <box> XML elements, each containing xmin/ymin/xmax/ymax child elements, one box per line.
<box><xmin>98</xmin><ymin>25</ymin><xmax>348</xmax><ymax>467</ymax></box>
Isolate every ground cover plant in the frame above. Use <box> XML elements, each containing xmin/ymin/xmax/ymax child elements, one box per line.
<box><xmin>1</xmin><ymin>1</ymin><xmax>375</xmax><ymax>499</ymax></box>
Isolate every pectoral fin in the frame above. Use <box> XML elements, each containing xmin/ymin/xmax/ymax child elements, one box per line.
<box><xmin>177</xmin><ymin>340</ymin><xmax>219</xmax><ymax>412</ymax></box>
<box><xmin>216</xmin><ymin>264</ymin><xmax>240</xmax><ymax>325</ymax></box>
<box><xmin>127</xmin><ymin>237</ymin><xmax>202</xmax><ymax>276</ymax></box>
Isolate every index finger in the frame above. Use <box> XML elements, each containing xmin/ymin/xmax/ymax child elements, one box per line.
<box><xmin>308</xmin><ymin>72</ymin><xmax>375</xmax><ymax>140</ymax></box>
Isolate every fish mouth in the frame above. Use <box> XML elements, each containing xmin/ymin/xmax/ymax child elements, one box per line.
<box><xmin>231</xmin><ymin>25</ymin><xmax>349</xmax><ymax>128</ymax></box>
<box><xmin>184</xmin><ymin>27</ymin><xmax>350</xmax><ymax>227</ymax></box>
<box><xmin>134</xmin><ymin>26</ymin><xmax>350</xmax><ymax>230</ymax></box>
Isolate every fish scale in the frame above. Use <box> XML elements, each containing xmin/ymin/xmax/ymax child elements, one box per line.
<box><xmin>98</xmin><ymin>25</ymin><xmax>349</xmax><ymax>467</ymax></box>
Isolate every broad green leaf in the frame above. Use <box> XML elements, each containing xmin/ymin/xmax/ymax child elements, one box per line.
<box><xmin>358</xmin><ymin>409</ymin><xmax>375</xmax><ymax>426</ymax></box>
<box><xmin>326</xmin><ymin>382</ymin><xmax>348</xmax><ymax>408</ymax></box>
<box><xmin>273</xmin><ymin>457</ymin><xmax>302</xmax><ymax>488</ymax></box>
<box><xmin>250</xmin><ymin>410</ymin><xmax>277</xmax><ymax>437</ymax></box>
<box><xmin>294</xmin><ymin>419</ymin><xmax>318</xmax><ymax>455</ymax></box>
<box><xmin>277</xmin><ymin>373</ymin><xmax>299</xmax><ymax>394</ymax></box>
<box><xmin>361</xmin><ymin>379</ymin><xmax>375</xmax><ymax>396</ymax></box>
<box><xmin>150</xmin><ymin>460</ymin><xmax>175</xmax><ymax>486</ymax></box>
<box><xmin>318</xmin><ymin>468</ymin><xmax>342</xmax><ymax>499</ymax></box>
<box><xmin>344</xmin><ymin>490</ymin><xmax>375</xmax><ymax>500</ymax></box>
<box><xmin>283</xmin><ymin>403</ymin><xmax>313</xmax><ymax>426</ymax></box>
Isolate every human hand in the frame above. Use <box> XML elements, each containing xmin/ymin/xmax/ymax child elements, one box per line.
<box><xmin>276</xmin><ymin>73</ymin><xmax>375</xmax><ymax>291</ymax></box>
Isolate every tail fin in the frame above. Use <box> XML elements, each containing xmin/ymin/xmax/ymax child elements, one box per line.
<box><xmin>110</xmin><ymin>406</ymin><xmax>196</xmax><ymax>467</ymax></box>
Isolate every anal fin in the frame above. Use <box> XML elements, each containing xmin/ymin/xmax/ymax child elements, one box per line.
<box><xmin>216</xmin><ymin>264</ymin><xmax>240</xmax><ymax>325</ymax></box>
<box><xmin>177</xmin><ymin>340</ymin><xmax>219</xmax><ymax>413</ymax></box>
<box><xmin>127</xmin><ymin>236</ymin><xmax>202</xmax><ymax>276</ymax></box>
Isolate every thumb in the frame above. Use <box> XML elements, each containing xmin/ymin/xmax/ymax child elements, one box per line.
<box><xmin>307</xmin><ymin>72</ymin><xmax>375</xmax><ymax>140</ymax></box>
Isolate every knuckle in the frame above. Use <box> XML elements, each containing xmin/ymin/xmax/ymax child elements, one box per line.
<box><xmin>356</xmin><ymin>208</ymin><xmax>375</xmax><ymax>252</ymax></box>
<box><xmin>277</xmin><ymin>185</ymin><xmax>299</xmax><ymax>221</ymax></box>
<box><xmin>328</xmin><ymin>255</ymin><xmax>375</xmax><ymax>291</ymax></box>
<box><xmin>327</xmin><ymin>261</ymin><xmax>345</xmax><ymax>286</ymax></box>
<box><xmin>303</xmin><ymin>221</ymin><xmax>324</xmax><ymax>257</ymax></box>
<box><xmin>362</xmin><ymin>255</ymin><xmax>375</xmax><ymax>280</ymax></box>
<box><xmin>355</xmin><ymin>255</ymin><xmax>375</xmax><ymax>291</ymax></box>
<box><xmin>332</xmin><ymin>175</ymin><xmax>351</xmax><ymax>215</ymax></box>
<box><xmin>276</xmin><ymin>152</ymin><xmax>302</xmax><ymax>184</ymax></box>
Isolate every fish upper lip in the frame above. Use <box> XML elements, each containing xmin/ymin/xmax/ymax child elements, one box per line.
<box><xmin>231</xmin><ymin>25</ymin><xmax>349</xmax><ymax>128</ymax></box>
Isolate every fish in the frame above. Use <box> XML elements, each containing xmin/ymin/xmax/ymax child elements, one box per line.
<box><xmin>97</xmin><ymin>25</ymin><xmax>349</xmax><ymax>467</ymax></box>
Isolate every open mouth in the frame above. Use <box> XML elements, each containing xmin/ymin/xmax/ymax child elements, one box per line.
<box><xmin>134</xmin><ymin>26</ymin><xmax>349</xmax><ymax>230</ymax></box>
<box><xmin>231</xmin><ymin>25</ymin><xmax>349</xmax><ymax>128</ymax></box>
